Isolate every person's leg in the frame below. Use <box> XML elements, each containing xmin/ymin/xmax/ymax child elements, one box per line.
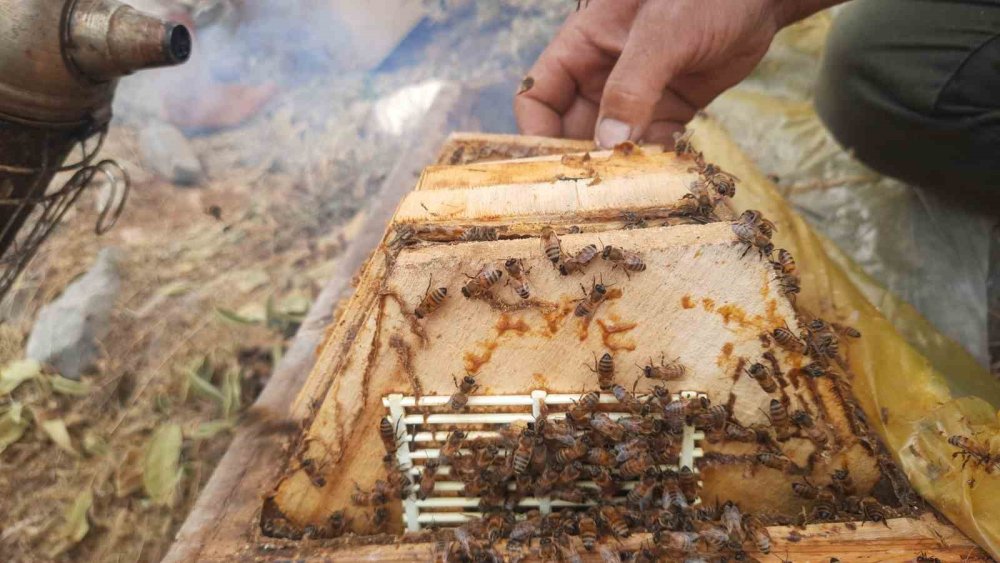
<box><xmin>815</xmin><ymin>0</ymin><xmax>1000</xmax><ymax>207</ymax></box>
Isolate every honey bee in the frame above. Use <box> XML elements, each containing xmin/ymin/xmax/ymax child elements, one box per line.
<box><xmin>673</xmin><ymin>130</ymin><xmax>697</xmax><ymax>157</ymax></box>
<box><xmin>747</xmin><ymin>362</ymin><xmax>778</xmax><ymax>393</ymax></box>
<box><xmin>542</xmin><ymin>419</ymin><xmax>579</xmax><ymax>447</ymax></box>
<box><xmin>673</xmin><ymin>192</ymin><xmax>715</xmax><ymax>223</ymax></box>
<box><xmin>413</xmin><ymin>277</ymin><xmax>448</xmax><ymax>319</ymax></box>
<box><xmin>379</xmin><ymin>417</ymin><xmax>401</xmax><ymax>454</ymax></box>
<box><xmin>578</xmin><ymin>511</ymin><xmax>599</xmax><ymax>551</ymax></box>
<box><xmin>700</xmin><ymin>527</ymin><xmax>730</xmax><ymax>553</ymax></box>
<box><xmin>566</xmin><ymin>390</ymin><xmax>601</xmax><ymax>426</ymax></box>
<box><xmin>439</xmin><ymin>428</ymin><xmax>466</xmax><ymax>460</ymax></box>
<box><xmin>587</xmin><ymin>352</ymin><xmax>615</xmax><ymax>391</ymax></box>
<box><xmin>694</xmin><ymin>404</ymin><xmax>729</xmax><ymax>431</ymax></box>
<box><xmin>660</xmin><ymin>470</ymin><xmax>688</xmax><ymax>509</ymax></box>
<box><xmin>756</xmin><ymin>450</ymin><xmax>796</xmax><ymax>473</ymax></box>
<box><xmin>793</xmin><ymin>411</ymin><xmax>828</xmax><ymax>448</ymax></box>
<box><xmin>538</xmin><ymin>537</ymin><xmax>558</xmax><ymax>560</ymax></box>
<box><xmin>777</xmin><ymin>272</ymin><xmax>801</xmax><ymax>298</ymax></box>
<box><xmin>619</xmin><ymin>415</ymin><xmax>661</xmax><ymax>435</ymax></box>
<box><xmin>724</xmin><ymin>422</ymin><xmax>758</xmax><ymax>442</ymax></box>
<box><xmin>620</xmin><ymin>452</ymin><xmax>655</xmax><ymax>478</ymax></box>
<box><xmin>371</xmin><ymin>505</ymin><xmax>389</xmax><ymax>533</ymax></box>
<box><xmin>598</xmin><ymin>545</ymin><xmax>624</xmax><ymax>563</ymax></box>
<box><xmin>541</xmin><ymin>227</ymin><xmax>563</xmax><ymax>265</ymax></box>
<box><xmin>447</xmin><ymin>375</ymin><xmax>479</xmax><ymax>411</ymax></box>
<box><xmin>773</xmin><ymin>325</ymin><xmax>806</xmax><ymax>353</ymax></box>
<box><xmin>707</xmin><ymin>170</ymin><xmax>738</xmax><ymax>199</ymax></box>
<box><xmin>656</xmin><ymin>531</ymin><xmax>700</xmax><ymax>554</ymax></box>
<box><xmin>589</xmin><ymin>412</ymin><xmax>626</xmax><ymax>441</ymax></box>
<box><xmin>831</xmin><ymin>467</ymin><xmax>856</xmax><ymax>498</ymax></box>
<box><xmin>599</xmin><ymin>505</ymin><xmax>630</xmax><ymax>538</ymax></box>
<box><xmin>351</xmin><ymin>483</ymin><xmax>375</xmax><ymax>506</ymax></box>
<box><xmin>555</xmin><ymin>440</ymin><xmax>589</xmax><ymax>464</ymax></box>
<box><xmin>560</xmin><ymin>243</ymin><xmax>600</xmax><ymax>275</ymax></box>
<box><xmin>382</xmin><ymin>453</ymin><xmax>412</xmax><ymax>493</ymax></box>
<box><xmin>611</xmin><ymin>383</ymin><xmax>643</xmax><ymax>414</ymax></box>
<box><xmin>503</xmin><ymin>258</ymin><xmax>531</xmax><ymax>300</ymax></box>
<box><xmin>641</xmin><ymin>355</ymin><xmax>686</xmax><ymax>381</ymax></box>
<box><xmin>860</xmin><ymin>497</ymin><xmax>889</xmax><ymax>526</ymax></box>
<box><xmin>720</xmin><ymin>502</ymin><xmax>744</xmax><ymax>543</ymax></box>
<box><xmin>462</xmin><ymin>225</ymin><xmax>499</xmax><ymax>242</ymax></box>
<box><xmin>557</xmin><ymin>461</ymin><xmax>585</xmax><ymax>486</ymax></box>
<box><xmin>768</xmin><ymin>399</ymin><xmax>793</xmax><ymax>440</ymax></box>
<box><xmin>535</xmin><ymin>465</ymin><xmax>561</xmax><ymax>496</ymax></box>
<box><xmin>801</xmin><ymin>362</ymin><xmax>827</xmax><ymax>378</ymax></box>
<box><xmin>589</xmin><ymin>465</ymin><xmax>618</xmax><ymax>499</ymax></box>
<box><xmin>810</xmin><ymin>490</ymin><xmax>838</xmax><ymax>521</ymax></box>
<box><xmin>948</xmin><ymin>435</ymin><xmax>999</xmax><ymax>472</ymax></box>
<box><xmin>586</xmin><ymin>446</ymin><xmax>617</xmax><ymax>467</ymax></box>
<box><xmin>416</xmin><ymin>458</ymin><xmax>440</xmax><ymax>500</ymax></box>
<box><xmin>461</xmin><ymin>263</ymin><xmax>503</xmax><ymax>298</ymax></box>
<box><xmin>663</xmin><ymin>400</ymin><xmax>687</xmax><ymax>434</ymax></box>
<box><xmin>791</xmin><ymin>479</ymin><xmax>819</xmax><ymax>500</ymax></box>
<box><xmin>601</xmin><ymin>245</ymin><xmax>647</xmax><ymax>273</ymax></box>
<box><xmin>512</xmin><ymin>429</ymin><xmax>535</xmax><ymax>475</ymax></box>
<box><xmin>742</xmin><ymin>514</ymin><xmax>771</xmax><ymax>554</ymax></box>
<box><xmin>732</xmin><ymin>210</ymin><xmax>776</xmax><ymax>258</ymax></box>
<box><xmin>622</xmin><ymin>211</ymin><xmax>648</xmax><ymax>229</ymax></box>
<box><xmin>678</xmin><ymin>465</ymin><xmax>699</xmax><ymax>503</ymax></box>
<box><xmin>773</xmin><ymin>249</ymin><xmax>797</xmax><ymax>276</ymax></box>
<box><xmin>574</xmin><ymin>280</ymin><xmax>610</xmax><ymax>318</ymax></box>
<box><xmin>614</xmin><ymin>437</ymin><xmax>650</xmax><ymax>463</ymax></box>
<box><xmin>832</xmin><ymin>322</ymin><xmax>862</xmax><ymax>339</ymax></box>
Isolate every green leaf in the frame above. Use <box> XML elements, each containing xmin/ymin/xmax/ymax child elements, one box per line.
<box><xmin>0</xmin><ymin>402</ymin><xmax>30</xmax><ymax>454</ymax></box>
<box><xmin>220</xmin><ymin>369</ymin><xmax>242</xmax><ymax>420</ymax></box>
<box><xmin>0</xmin><ymin>359</ymin><xmax>41</xmax><ymax>395</ymax></box>
<box><xmin>214</xmin><ymin>306</ymin><xmax>259</xmax><ymax>325</ymax></box>
<box><xmin>187</xmin><ymin>369</ymin><xmax>225</xmax><ymax>405</ymax></box>
<box><xmin>189</xmin><ymin>419</ymin><xmax>234</xmax><ymax>440</ymax></box>
<box><xmin>41</xmin><ymin>418</ymin><xmax>77</xmax><ymax>455</ymax></box>
<box><xmin>49</xmin><ymin>375</ymin><xmax>91</xmax><ymax>397</ymax></box>
<box><xmin>143</xmin><ymin>423</ymin><xmax>183</xmax><ymax>506</ymax></box>
<box><xmin>51</xmin><ymin>488</ymin><xmax>93</xmax><ymax>555</ymax></box>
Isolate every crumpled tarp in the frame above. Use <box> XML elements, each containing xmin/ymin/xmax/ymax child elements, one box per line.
<box><xmin>691</xmin><ymin>117</ymin><xmax>1000</xmax><ymax>558</ymax></box>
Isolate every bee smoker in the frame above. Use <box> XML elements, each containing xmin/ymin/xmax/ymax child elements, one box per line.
<box><xmin>0</xmin><ymin>0</ymin><xmax>190</xmax><ymax>298</ymax></box>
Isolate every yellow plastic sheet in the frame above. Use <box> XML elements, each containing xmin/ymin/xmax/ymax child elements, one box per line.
<box><xmin>692</xmin><ymin>117</ymin><xmax>1000</xmax><ymax>558</ymax></box>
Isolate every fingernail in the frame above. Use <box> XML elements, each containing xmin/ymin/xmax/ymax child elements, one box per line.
<box><xmin>596</xmin><ymin>118</ymin><xmax>631</xmax><ymax>149</ymax></box>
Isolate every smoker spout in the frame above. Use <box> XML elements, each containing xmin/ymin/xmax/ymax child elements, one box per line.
<box><xmin>66</xmin><ymin>0</ymin><xmax>192</xmax><ymax>83</ymax></box>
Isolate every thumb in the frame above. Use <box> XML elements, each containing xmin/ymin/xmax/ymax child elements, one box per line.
<box><xmin>595</xmin><ymin>6</ymin><xmax>686</xmax><ymax>148</ymax></box>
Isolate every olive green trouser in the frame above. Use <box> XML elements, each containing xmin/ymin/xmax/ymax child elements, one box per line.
<box><xmin>816</xmin><ymin>0</ymin><xmax>1000</xmax><ymax>208</ymax></box>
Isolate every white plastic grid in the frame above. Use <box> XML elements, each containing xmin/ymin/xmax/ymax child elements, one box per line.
<box><xmin>382</xmin><ymin>390</ymin><xmax>705</xmax><ymax>532</ymax></box>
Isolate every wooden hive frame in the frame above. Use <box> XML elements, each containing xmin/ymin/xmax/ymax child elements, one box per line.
<box><xmin>165</xmin><ymin>133</ymin><xmax>986</xmax><ymax>562</ymax></box>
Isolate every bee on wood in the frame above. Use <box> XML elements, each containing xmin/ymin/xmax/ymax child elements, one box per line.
<box><xmin>747</xmin><ymin>362</ymin><xmax>778</xmax><ymax>393</ymax></box>
<box><xmin>503</xmin><ymin>258</ymin><xmax>531</xmax><ymax>300</ymax></box>
<box><xmin>678</xmin><ymin>465</ymin><xmax>700</xmax><ymax>504</ymax></box>
<box><xmin>566</xmin><ymin>390</ymin><xmax>602</xmax><ymax>427</ymax></box>
<box><xmin>578</xmin><ymin>511</ymin><xmax>599</xmax><ymax>551</ymax></box>
<box><xmin>777</xmin><ymin>272</ymin><xmax>801</xmax><ymax>298</ymax></box>
<box><xmin>948</xmin><ymin>435</ymin><xmax>999</xmax><ymax>472</ymax></box>
<box><xmin>694</xmin><ymin>404</ymin><xmax>729</xmax><ymax>431</ymax></box>
<box><xmin>413</xmin><ymin>278</ymin><xmax>448</xmax><ymax>319</ymax></box>
<box><xmin>720</xmin><ymin>502</ymin><xmax>744</xmax><ymax>543</ymax></box>
<box><xmin>831</xmin><ymin>467</ymin><xmax>856</xmax><ymax>497</ymax></box>
<box><xmin>673</xmin><ymin>192</ymin><xmax>715</xmax><ymax>223</ymax></box>
<box><xmin>541</xmin><ymin>227</ymin><xmax>563</xmax><ymax>265</ymax></box>
<box><xmin>382</xmin><ymin>453</ymin><xmax>412</xmax><ymax>493</ymax></box>
<box><xmin>574</xmin><ymin>280</ymin><xmax>610</xmax><ymax>318</ymax></box>
<box><xmin>732</xmin><ymin>209</ymin><xmax>776</xmax><ymax>258</ymax></box>
<box><xmin>801</xmin><ymin>362</ymin><xmax>827</xmax><ymax>378</ymax></box>
<box><xmin>512</xmin><ymin>429</ymin><xmax>535</xmax><ymax>475</ymax></box>
<box><xmin>773</xmin><ymin>325</ymin><xmax>806</xmax><ymax>353</ymax></box>
<box><xmin>461</xmin><ymin>263</ymin><xmax>503</xmax><ymax>298</ymax></box>
<box><xmin>810</xmin><ymin>490</ymin><xmax>838</xmax><ymax>521</ymax></box>
<box><xmin>916</xmin><ymin>552</ymin><xmax>942</xmax><ymax>563</ymax></box>
<box><xmin>859</xmin><ymin>497</ymin><xmax>890</xmax><ymax>527</ymax></box>
<box><xmin>620</xmin><ymin>452</ymin><xmax>656</xmax><ymax>479</ymax></box>
<box><xmin>587</xmin><ymin>352</ymin><xmax>616</xmax><ymax>391</ymax></box>
<box><xmin>641</xmin><ymin>355</ymin><xmax>686</xmax><ymax>381</ymax></box>
<box><xmin>589</xmin><ymin>412</ymin><xmax>626</xmax><ymax>441</ymax></box>
<box><xmin>439</xmin><ymin>428</ymin><xmax>466</xmax><ymax>460</ymax></box>
<box><xmin>699</xmin><ymin>527</ymin><xmax>730</xmax><ymax>553</ymax></box>
<box><xmin>461</xmin><ymin>225</ymin><xmax>499</xmax><ymax>242</ymax></box>
<box><xmin>622</xmin><ymin>211</ymin><xmax>648</xmax><ymax>229</ymax></box>
<box><xmin>673</xmin><ymin>130</ymin><xmax>697</xmax><ymax>157</ymax></box>
<box><xmin>554</xmin><ymin>439</ymin><xmax>589</xmax><ymax>465</ymax></box>
<box><xmin>586</xmin><ymin>446</ymin><xmax>617</xmax><ymax>467</ymax></box>
<box><xmin>743</xmin><ymin>514</ymin><xmax>771</xmax><ymax>554</ymax></box>
<box><xmin>589</xmin><ymin>465</ymin><xmax>618</xmax><ymax>499</ymax></box>
<box><xmin>725</xmin><ymin>422</ymin><xmax>758</xmax><ymax>442</ymax></box>
<box><xmin>601</xmin><ymin>245</ymin><xmax>647</xmax><ymax>274</ymax></box>
<box><xmin>599</xmin><ymin>505</ymin><xmax>630</xmax><ymax>539</ymax></box>
<box><xmin>792</xmin><ymin>479</ymin><xmax>819</xmax><ymax>500</ymax></box>
<box><xmin>297</xmin><ymin>457</ymin><xmax>328</xmax><ymax>488</ymax></box>
<box><xmin>371</xmin><ymin>505</ymin><xmax>389</xmax><ymax>533</ymax></box>
<box><xmin>611</xmin><ymin>383</ymin><xmax>644</xmax><ymax>414</ymax></box>
<box><xmin>351</xmin><ymin>483</ymin><xmax>374</xmax><ymax>506</ymax></box>
<box><xmin>542</xmin><ymin>419</ymin><xmax>578</xmax><ymax>447</ymax></box>
<box><xmin>756</xmin><ymin>450</ymin><xmax>796</xmax><ymax>473</ymax></box>
<box><xmin>416</xmin><ymin>458</ymin><xmax>440</xmax><ymax>500</ymax></box>
<box><xmin>792</xmin><ymin>410</ymin><xmax>828</xmax><ymax>448</ymax></box>
<box><xmin>663</xmin><ymin>400</ymin><xmax>687</xmax><ymax>434</ymax></box>
<box><xmin>560</xmin><ymin>243</ymin><xmax>600</xmax><ymax>275</ymax></box>
<box><xmin>768</xmin><ymin>399</ymin><xmax>793</xmax><ymax>440</ymax></box>
<box><xmin>447</xmin><ymin>375</ymin><xmax>479</xmax><ymax>411</ymax></box>
<box><xmin>379</xmin><ymin>417</ymin><xmax>401</xmax><ymax>454</ymax></box>
<box><xmin>614</xmin><ymin>437</ymin><xmax>650</xmax><ymax>463</ymax></box>
<box><xmin>773</xmin><ymin>249</ymin><xmax>797</xmax><ymax>276</ymax></box>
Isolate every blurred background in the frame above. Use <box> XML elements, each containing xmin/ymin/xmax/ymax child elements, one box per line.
<box><xmin>0</xmin><ymin>1</ymin><xmax>994</xmax><ymax>560</ymax></box>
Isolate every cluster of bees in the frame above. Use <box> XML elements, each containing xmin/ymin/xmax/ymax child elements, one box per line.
<box><xmin>789</xmin><ymin>467</ymin><xmax>889</xmax><ymax>527</ymax></box>
<box><xmin>948</xmin><ymin>435</ymin><xmax>1000</xmax><ymax>473</ymax></box>
<box><xmin>770</xmin><ymin>315</ymin><xmax>860</xmax><ymax>379</ymax></box>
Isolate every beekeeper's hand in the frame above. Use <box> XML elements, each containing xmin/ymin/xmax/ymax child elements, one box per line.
<box><xmin>515</xmin><ymin>0</ymin><xmax>838</xmax><ymax>147</ymax></box>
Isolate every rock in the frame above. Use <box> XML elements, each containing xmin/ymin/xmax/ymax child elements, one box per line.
<box><xmin>138</xmin><ymin>122</ymin><xmax>204</xmax><ymax>186</ymax></box>
<box><xmin>26</xmin><ymin>248</ymin><xmax>121</xmax><ymax>380</ymax></box>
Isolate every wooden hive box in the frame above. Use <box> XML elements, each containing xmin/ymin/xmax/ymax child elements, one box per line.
<box><xmin>262</xmin><ymin>141</ymin><xmax>909</xmax><ymax>538</ymax></box>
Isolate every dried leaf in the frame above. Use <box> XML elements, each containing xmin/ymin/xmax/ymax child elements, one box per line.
<box><xmin>190</xmin><ymin>419</ymin><xmax>234</xmax><ymax>440</ymax></box>
<box><xmin>41</xmin><ymin>418</ymin><xmax>77</xmax><ymax>455</ymax></box>
<box><xmin>49</xmin><ymin>375</ymin><xmax>91</xmax><ymax>396</ymax></box>
<box><xmin>53</xmin><ymin>489</ymin><xmax>93</xmax><ymax>554</ymax></box>
<box><xmin>114</xmin><ymin>448</ymin><xmax>144</xmax><ymax>497</ymax></box>
<box><xmin>143</xmin><ymin>423</ymin><xmax>183</xmax><ymax>506</ymax></box>
<box><xmin>82</xmin><ymin>430</ymin><xmax>108</xmax><ymax>457</ymax></box>
<box><xmin>0</xmin><ymin>359</ymin><xmax>41</xmax><ymax>395</ymax></box>
<box><xmin>215</xmin><ymin>306</ymin><xmax>260</xmax><ymax>325</ymax></box>
<box><xmin>187</xmin><ymin>368</ymin><xmax>225</xmax><ymax>405</ymax></box>
<box><xmin>0</xmin><ymin>402</ymin><xmax>30</xmax><ymax>454</ymax></box>
<box><xmin>234</xmin><ymin>268</ymin><xmax>270</xmax><ymax>293</ymax></box>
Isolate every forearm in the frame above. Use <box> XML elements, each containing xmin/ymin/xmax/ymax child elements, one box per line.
<box><xmin>774</xmin><ymin>0</ymin><xmax>846</xmax><ymax>27</ymax></box>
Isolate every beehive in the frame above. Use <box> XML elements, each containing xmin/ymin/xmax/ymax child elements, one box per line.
<box><xmin>261</xmin><ymin>141</ymin><xmax>908</xmax><ymax>543</ymax></box>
